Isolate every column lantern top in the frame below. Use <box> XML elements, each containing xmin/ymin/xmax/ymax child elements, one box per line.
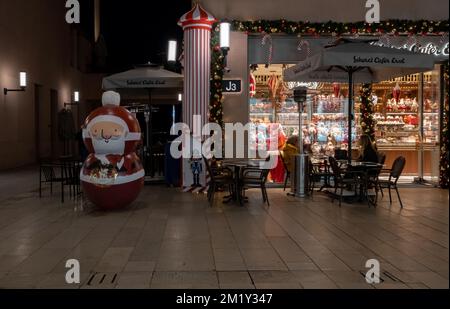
<box><xmin>178</xmin><ymin>3</ymin><xmax>217</xmax><ymax>30</ymax></box>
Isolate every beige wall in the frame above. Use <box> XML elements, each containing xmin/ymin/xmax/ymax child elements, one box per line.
<box><xmin>223</xmin><ymin>32</ymin><xmax>249</xmax><ymax>125</ymax></box>
<box><xmin>0</xmin><ymin>0</ymin><xmax>102</xmax><ymax>170</ymax></box>
<box><xmin>201</xmin><ymin>0</ymin><xmax>449</xmax><ymax>22</ymax></box>
<box><xmin>222</xmin><ymin>32</ymin><xmax>250</xmax><ymax>157</ymax></box>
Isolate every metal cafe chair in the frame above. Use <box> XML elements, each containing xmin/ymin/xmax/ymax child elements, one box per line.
<box><xmin>328</xmin><ymin>157</ymin><xmax>360</xmax><ymax>207</ymax></box>
<box><xmin>309</xmin><ymin>159</ymin><xmax>334</xmax><ymax>196</ymax></box>
<box><xmin>378</xmin><ymin>156</ymin><xmax>406</xmax><ymax>208</ymax></box>
<box><xmin>60</xmin><ymin>157</ymin><xmax>83</xmax><ymax>200</ymax></box>
<box><xmin>360</xmin><ymin>165</ymin><xmax>384</xmax><ymax>207</ymax></box>
<box><xmin>39</xmin><ymin>161</ymin><xmax>66</xmax><ymax>203</ymax></box>
<box><xmin>240</xmin><ymin>167</ymin><xmax>271</xmax><ymax>207</ymax></box>
<box><xmin>203</xmin><ymin>157</ymin><xmax>234</xmax><ymax>207</ymax></box>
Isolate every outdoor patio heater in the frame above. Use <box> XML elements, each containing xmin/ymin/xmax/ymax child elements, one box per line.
<box><xmin>292</xmin><ymin>86</ymin><xmax>309</xmax><ymax>198</ymax></box>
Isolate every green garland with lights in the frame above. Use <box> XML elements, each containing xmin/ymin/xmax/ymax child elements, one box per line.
<box><xmin>210</xmin><ymin>31</ymin><xmax>225</xmax><ymax>127</ymax></box>
<box><xmin>230</xmin><ymin>19</ymin><xmax>449</xmax><ymax>36</ymax></box>
<box><xmin>359</xmin><ymin>84</ymin><xmax>376</xmax><ymax>141</ymax></box>
<box><xmin>440</xmin><ymin>64</ymin><xmax>449</xmax><ymax>189</ymax></box>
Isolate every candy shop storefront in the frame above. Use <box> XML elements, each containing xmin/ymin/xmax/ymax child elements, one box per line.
<box><xmin>209</xmin><ymin>20</ymin><xmax>449</xmax><ymax>187</ymax></box>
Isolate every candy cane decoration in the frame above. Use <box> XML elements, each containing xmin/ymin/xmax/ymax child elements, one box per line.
<box><xmin>405</xmin><ymin>34</ymin><xmax>417</xmax><ymax>48</ymax></box>
<box><xmin>380</xmin><ymin>34</ymin><xmax>391</xmax><ymax>47</ymax></box>
<box><xmin>440</xmin><ymin>32</ymin><xmax>449</xmax><ymax>45</ymax></box>
<box><xmin>261</xmin><ymin>33</ymin><xmax>273</xmax><ymax>67</ymax></box>
<box><xmin>267</xmin><ymin>74</ymin><xmax>279</xmax><ymax>100</ymax></box>
<box><xmin>297</xmin><ymin>39</ymin><xmax>311</xmax><ymax>58</ymax></box>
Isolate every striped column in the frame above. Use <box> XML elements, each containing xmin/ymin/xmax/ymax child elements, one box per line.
<box><xmin>179</xmin><ymin>4</ymin><xmax>216</xmax><ymax>189</ymax></box>
<box><xmin>183</xmin><ymin>28</ymin><xmax>211</xmax><ymax>129</ymax></box>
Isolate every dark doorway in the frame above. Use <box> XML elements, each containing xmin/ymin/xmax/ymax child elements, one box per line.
<box><xmin>34</xmin><ymin>84</ymin><xmax>53</xmax><ymax>161</ymax></box>
<box><xmin>50</xmin><ymin>89</ymin><xmax>59</xmax><ymax>158</ymax></box>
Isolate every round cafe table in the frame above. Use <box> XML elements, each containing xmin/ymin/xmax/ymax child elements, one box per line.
<box><xmin>221</xmin><ymin>159</ymin><xmax>267</xmax><ymax>205</ymax></box>
<box><xmin>343</xmin><ymin>161</ymin><xmax>384</xmax><ymax>206</ymax></box>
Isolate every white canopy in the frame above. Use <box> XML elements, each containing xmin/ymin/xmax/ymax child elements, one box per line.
<box><xmin>102</xmin><ymin>65</ymin><xmax>183</xmax><ymax>90</ymax></box>
<box><xmin>284</xmin><ymin>39</ymin><xmax>436</xmax><ymax>83</ymax></box>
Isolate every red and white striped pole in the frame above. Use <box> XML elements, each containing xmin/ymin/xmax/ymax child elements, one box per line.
<box><xmin>178</xmin><ymin>3</ymin><xmax>216</xmax><ymax>189</ymax></box>
<box><xmin>178</xmin><ymin>3</ymin><xmax>216</xmax><ymax>129</ymax></box>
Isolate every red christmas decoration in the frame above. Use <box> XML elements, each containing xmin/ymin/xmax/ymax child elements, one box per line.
<box><xmin>393</xmin><ymin>82</ymin><xmax>401</xmax><ymax>102</ymax></box>
<box><xmin>81</xmin><ymin>91</ymin><xmax>144</xmax><ymax>210</ymax></box>
<box><xmin>333</xmin><ymin>83</ymin><xmax>341</xmax><ymax>97</ymax></box>
<box><xmin>249</xmin><ymin>72</ymin><xmax>256</xmax><ymax>98</ymax></box>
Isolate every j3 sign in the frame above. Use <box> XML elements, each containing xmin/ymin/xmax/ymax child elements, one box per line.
<box><xmin>222</xmin><ymin>79</ymin><xmax>242</xmax><ymax>93</ymax></box>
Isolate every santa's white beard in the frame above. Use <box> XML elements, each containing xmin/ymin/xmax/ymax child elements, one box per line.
<box><xmin>92</xmin><ymin>136</ymin><xmax>125</xmax><ymax>155</ymax></box>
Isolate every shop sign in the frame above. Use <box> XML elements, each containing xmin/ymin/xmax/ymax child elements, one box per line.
<box><xmin>372</xmin><ymin>41</ymin><xmax>449</xmax><ymax>58</ymax></box>
<box><xmin>409</xmin><ymin>42</ymin><xmax>449</xmax><ymax>57</ymax></box>
<box><xmin>287</xmin><ymin>82</ymin><xmax>320</xmax><ymax>90</ymax></box>
<box><xmin>126</xmin><ymin>79</ymin><xmax>166</xmax><ymax>86</ymax></box>
<box><xmin>222</xmin><ymin>79</ymin><xmax>242</xmax><ymax>93</ymax></box>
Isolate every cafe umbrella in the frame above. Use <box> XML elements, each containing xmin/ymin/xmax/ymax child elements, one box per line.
<box><xmin>283</xmin><ymin>38</ymin><xmax>436</xmax><ymax>163</ymax></box>
<box><xmin>102</xmin><ymin>63</ymin><xmax>183</xmax><ymax>180</ymax></box>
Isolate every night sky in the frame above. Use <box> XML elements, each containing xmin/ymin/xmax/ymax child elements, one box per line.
<box><xmin>99</xmin><ymin>0</ymin><xmax>192</xmax><ymax>72</ymax></box>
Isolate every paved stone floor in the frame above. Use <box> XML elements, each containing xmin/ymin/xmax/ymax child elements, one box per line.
<box><xmin>0</xmin><ymin>167</ymin><xmax>448</xmax><ymax>289</ymax></box>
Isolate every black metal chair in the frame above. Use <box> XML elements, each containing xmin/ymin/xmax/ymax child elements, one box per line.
<box><xmin>334</xmin><ymin>149</ymin><xmax>348</xmax><ymax>161</ymax></box>
<box><xmin>377</xmin><ymin>152</ymin><xmax>387</xmax><ymax>165</ymax></box>
<box><xmin>328</xmin><ymin>157</ymin><xmax>360</xmax><ymax>207</ymax></box>
<box><xmin>308</xmin><ymin>160</ymin><xmax>320</xmax><ymax>196</ymax></box>
<box><xmin>39</xmin><ymin>162</ymin><xmax>66</xmax><ymax>203</ymax></box>
<box><xmin>309</xmin><ymin>159</ymin><xmax>334</xmax><ymax>195</ymax></box>
<box><xmin>378</xmin><ymin>156</ymin><xmax>406</xmax><ymax>208</ymax></box>
<box><xmin>362</xmin><ymin>165</ymin><xmax>384</xmax><ymax>207</ymax></box>
<box><xmin>240</xmin><ymin>167</ymin><xmax>271</xmax><ymax>206</ymax></box>
<box><xmin>60</xmin><ymin>157</ymin><xmax>82</xmax><ymax>199</ymax></box>
<box><xmin>203</xmin><ymin>157</ymin><xmax>234</xmax><ymax>207</ymax></box>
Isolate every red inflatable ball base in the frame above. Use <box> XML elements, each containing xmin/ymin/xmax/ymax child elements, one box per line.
<box><xmin>82</xmin><ymin>178</ymin><xmax>144</xmax><ymax>210</ymax></box>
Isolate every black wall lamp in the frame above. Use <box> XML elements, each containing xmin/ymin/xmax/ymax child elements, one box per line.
<box><xmin>220</xmin><ymin>20</ymin><xmax>231</xmax><ymax>72</ymax></box>
<box><xmin>4</xmin><ymin>72</ymin><xmax>27</xmax><ymax>95</ymax></box>
<box><xmin>64</xmin><ymin>91</ymin><xmax>80</xmax><ymax>108</ymax></box>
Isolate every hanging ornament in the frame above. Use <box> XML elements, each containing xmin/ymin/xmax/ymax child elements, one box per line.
<box><xmin>379</xmin><ymin>34</ymin><xmax>391</xmax><ymax>47</ymax></box>
<box><xmin>333</xmin><ymin>83</ymin><xmax>341</xmax><ymax>98</ymax></box>
<box><xmin>440</xmin><ymin>32</ymin><xmax>449</xmax><ymax>45</ymax></box>
<box><xmin>298</xmin><ymin>38</ymin><xmax>311</xmax><ymax>58</ymax></box>
<box><xmin>249</xmin><ymin>72</ymin><xmax>256</xmax><ymax>98</ymax></box>
<box><xmin>261</xmin><ymin>33</ymin><xmax>273</xmax><ymax>67</ymax></box>
<box><xmin>405</xmin><ymin>34</ymin><xmax>418</xmax><ymax>48</ymax></box>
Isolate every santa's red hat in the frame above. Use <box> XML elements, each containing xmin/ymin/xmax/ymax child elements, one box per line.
<box><xmin>83</xmin><ymin>91</ymin><xmax>141</xmax><ymax>154</ymax></box>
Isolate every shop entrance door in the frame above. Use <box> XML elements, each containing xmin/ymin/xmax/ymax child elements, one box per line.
<box><xmin>34</xmin><ymin>84</ymin><xmax>52</xmax><ymax>161</ymax></box>
<box><xmin>417</xmin><ymin>68</ymin><xmax>442</xmax><ymax>185</ymax></box>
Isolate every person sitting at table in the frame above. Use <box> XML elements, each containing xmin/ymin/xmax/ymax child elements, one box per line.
<box><xmin>358</xmin><ymin>134</ymin><xmax>378</xmax><ymax>163</ymax></box>
<box><xmin>282</xmin><ymin>136</ymin><xmax>300</xmax><ymax>191</ymax></box>
<box><xmin>283</xmin><ymin>136</ymin><xmax>299</xmax><ymax>171</ymax></box>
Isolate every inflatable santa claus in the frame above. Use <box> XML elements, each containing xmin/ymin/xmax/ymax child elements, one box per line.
<box><xmin>81</xmin><ymin>91</ymin><xmax>144</xmax><ymax>210</ymax></box>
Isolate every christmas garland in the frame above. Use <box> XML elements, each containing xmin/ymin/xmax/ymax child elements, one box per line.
<box><xmin>230</xmin><ymin>19</ymin><xmax>449</xmax><ymax>36</ymax></box>
<box><xmin>359</xmin><ymin>83</ymin><xmax>376</xmax><ymax>141</ymax></box>
<box><xmin>210</xmin><ymin>31</ymin><xmax>225</xmax><ymax>127</ymax></box>
<box><xmin>440</xmin><ymin>64</ymin><xmax>449</xmax><ymax>189</ymax></box>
